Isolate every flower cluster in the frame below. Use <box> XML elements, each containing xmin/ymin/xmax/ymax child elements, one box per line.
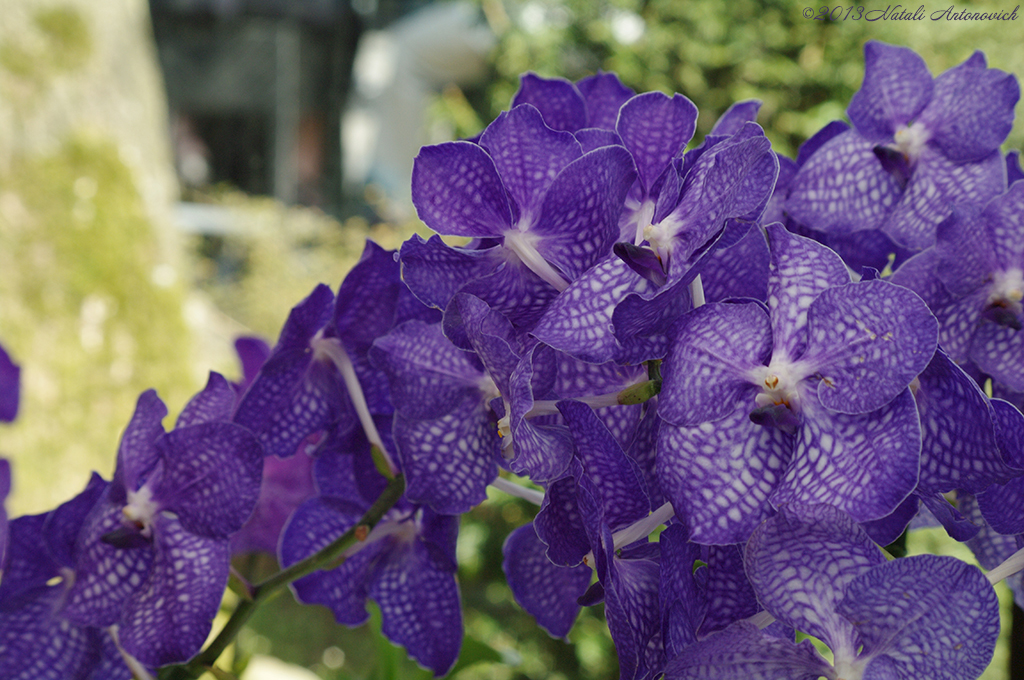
<box><xmin>3</xmin><ymin>41</ymin><xmax>1024</xmax><ymax>680</ymax></box>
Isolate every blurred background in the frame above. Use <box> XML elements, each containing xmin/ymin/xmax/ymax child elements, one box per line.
<box><xmin>1</xmin><ymin>0</ymin><xmax>1022</xmax><ymax>678</ymax></box>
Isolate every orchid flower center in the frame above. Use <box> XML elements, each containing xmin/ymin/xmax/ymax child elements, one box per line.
<box><xmin>891</xmin><ymin>121</ymin><xmax>930</xmax><ymax>163</ymax></box>
<box><xmin>122</xmin><ymin>485</ymin><xmax>160</xmax><ymax>538</ymax></box>
<box><xmin>983</xmin><ymin>267</ymin><xmax>1024</xmax><ymax>329</ymax></box>
<box><xmin>747</xmin><ymin>359</ymin><xmax>813</xmax><ymax>433</ymax></box>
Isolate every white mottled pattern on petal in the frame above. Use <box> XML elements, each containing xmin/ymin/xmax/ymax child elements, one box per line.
<box><xmin>771</xmin><ymin>390</ymin><xmax>921</xmax><ymax>522</ymax></box>
<box><xmin>933</xmin><ymin>289</ymin><xmax>988</xmax><ymax>363</ymax></box>
<box><xmin>411</xmin><ymin>142</ymin><xmax>512</xmax><ymax>237</ymax></box>
<box><xmin>0</xmin><ymin>596</ymin><xmax>103</xmax><ymax>680</ymax></box>
<box><xmin>658</xmin><ymin>407</ymin><xmax>791</xmax><ymax>545</ymax></box>
<box><xmin>970</xmin><ymin>322</ymin><xmax>1024</xmax><ymax>391</ymax></box>
<box><xmin>745</xmin><ymin>504</ymin><xmax>884</xmax><ymax>652</ymax></box>
<box><xmin>837</xmin><ymin>555</ymin><xmax>999</xmax><ymax>680</ymax></box>
<box><xmin>786</xmin><ymin>129</ymin><xmax>901</xmax><ymax>235</ymax></box>
<box><xmin>616</xmin><ymin>91</ymin><xmax>697</xmax><ymax>193</ymax></box>
<box><xmin>986</xmin><ymin>182</ymin><xmax>1024</xmax><ymax>269</ymax></box>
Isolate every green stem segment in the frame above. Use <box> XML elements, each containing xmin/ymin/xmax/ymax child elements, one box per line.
<box><xmin>162</xmin><ymin>473</ymin><xmax>406</xmax><ymax>680</ymax></box>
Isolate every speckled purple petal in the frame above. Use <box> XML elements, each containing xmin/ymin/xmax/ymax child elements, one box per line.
<box><xmin>42</xmin><ymin>472</ymin><xmax>108</xmax><ymax>571</ymax></box>
<box><xmin>370</xmin><ymin>320</ymin><xmax>484</xmax><ymax>420</ymax></box>
<box><xmin>838</xmin><ymin>554</ymin><xmax>999</xmax><ymax>680</ymax></box>
<box><xmin>771</xmin><ymin>390</ymin><xmax>921</xmax><ymax>523</ymax></box>
<box><xmin>511</xmin><ymin>73</ymin><xmax>587</xmax><ymax>132</ymax></box>
<box><xmin>658</xmin><ymin>405</ymin><xmax>791</xmax><ymax>545</ymax></box>
<box><xmin>577</xmin><ymin>72</ymin><xmax>634</xmax><ymax>130</ymax></box>
<box><xmin>984</xmin><ymin>181</ymin><xmax>1024</xmax><ymax>269</ymax></box>
<box><xmin>176</xmin><ymin>372</ymin><xmax>236</xmax><ymax>428</ymax></box>
<box><xmin>533</xmin><ymin>473</ymin><xmax>588</xmax><ymax>566</ymax></box>
<box><xmin>507</xmin><ymin>347</ymin><xmax>574</xmax><ymax>482</ymax></box>
<box><xmin>282</xmin><ymin>496</ymin><xmax>381</xmax><ymax>625</ymax></box>
<box><xmin>802</xmin><ymin>280</ymin><xmax>937</xmax><ymax>414</ymax></box>
<box><xmin>117</xmin><ymin>519</ymin><xmax>229</xmax><ymax>667</ymax></box>
<box><xmin>701</xmin><ymin>223</ymin><xmax>770</xmax><ymax>303</ymax></box>
<box><xmin>502</xmin><ymin>523</ymin><xmax>592</xmax><ymax>639</ymax></box>
<box><xmin>885</xmin><ymin>148</ymin><xmax>1006</xmax><ymax>252</ymax></box>
<box><xmin>399</xmin><ymin>235</ymin><xmax>506</xmax><ymax>312</ymax></box>
<box><xmin>575</xmin><ymin>127</ymin><xmax>622</xmax><ymax>152</ymax></box>
<box><xmin>370</xmin><ymin>523</ymin><xmax>462</xmax><ymax>676</ymax></box>
<box><xmin>914</xmin><ymin>349</ymin><xmax>1018</xmax><ymax>494</ymax></box>
<box><xmin>710</xmin><ymin>100</ymin><xmax>762</xmax><ymax>137</ymax></box>
<box><xmin>480</xmin><ymin>105</ymin><xmax>582</xmax><ymax>214</ymax></box>
<box><xmin>976</xmin><ymin>399</ymin><xmax>1024</xmax><ymax>534</ymax></box>
<box><xmin>786</xmin><ymin>129</ymin><xmax>902</xmax><ymax>235</ymax></box>
<box><xmin>558</xmin><ymin>400</ymin><xmax>650</xmax><ymax>529</ymax></box>
<box><xmin>411</xmin><ymin>141</ymin><xmax>512</xmax><ymax>237</ymax></box>
<box><xmin>698</xmin><ymin>545</ymin><xmax>761</xmax><ymax>637</ymax></box>
<box><xmin>0</xmin><ymin>343</ymin><xmax>19</xmax><ymax>422</ymax></box>
<box><xmin>764</xmin><ymin>224</ymin><xmax>849</xmax><ymax>362</ymax></box>
<box><xmin>616</xmin><ymin>91</ymin><xmax>697</xmax><ymax>194</ymax></box>
<box><xmin>659</xmin><ymin>300</ymin><xmax>772</xmax><ymax>427</ymax></box>
<box><xmin>847</xmin><ymin>41</ymin><xmax>933</xmax><ymax>143</ymax></box>
<box><xmin>0</xmin><ymin>595</ymin><xmax>103</xmax><ymax>680</ymax></box>
<box><xmin>63</xmin><ymin>495</ymin><xmax>155</xmax><ymax>627</ymax></box>
<box><xmin>532</xmin><ymin>145</ymin><xmax>637</xmax><ymax>280</ymax></box>
<box><xmin>113</xmin><ymin>390</ymin><xmax>168</xmax><ymax>499</ymax></box>
<box><xmin>459</xmin><ymin>255</ymin><xmax>560</xmax><ymax>329</ymax></box>
<box><xmin>446</xmin><ymin>293</ymin><xmax>522</xmax><ymax>393</ymax></box>
<box><xmin>745</xmin><ymin>503</ymin><xmax>885</xmax><ymax>651</ymax></box>
<box><xmin>663</xmin><ymin>621</ymin><xmax>833</xmax><ymax>680</ymax></box>
<box><xmin>153</xmin><ymin>421</ymin><xmax>263</xmax><ymax>538</ymax></box>
<box><xmin>917</xmin><ymin>52</ymin><xmax>1019</xmax><ymax>163</ymax></box>
<box><xmin>971</xmin><ymin>322</ymin><xmax>1024</xmax><ymax>391</ymax></box>
<box><xmin>394</xmin><ymin>394</ymin><xmax>498</xmax><ymax>515</ymax></box>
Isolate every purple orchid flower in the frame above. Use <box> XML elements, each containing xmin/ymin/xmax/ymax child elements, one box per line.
<box><xmin>511</xmin><ymin>71</ymin><xmax>636</xmax><ymax>133</ymax></box>
<box><xmin>787</xmin><ymin>41</ymin><xmax>1019</xmax><ymax>251</ymax></box>
<box><xmin>665</xmin><ymin>504</ymin><xmax>1001</xmax><ymax>680</ymax></box>
<box><xmin>657</xmin><ymin>224</ymin><xmax>937</xmax><ymax>544</ymax></box>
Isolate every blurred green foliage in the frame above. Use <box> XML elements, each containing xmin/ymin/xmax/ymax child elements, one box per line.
<box><xmin>439</xmin><ymin>0</ymin><xmax>1024</xmax><ymax>157</ymax></box>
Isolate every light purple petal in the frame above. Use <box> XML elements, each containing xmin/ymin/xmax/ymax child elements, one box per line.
<box><xmin>786</xmin><ymin>129</ymin><xmax>902</xmax><ymax>235</ymax></box>
<box><xmin>502</xmin><ymin>523</ymin><xmax>592</xmax><ymax>639</ymax></box>
<box><xmin>838</xmin><ymin>554</ymin><xmax>999</xmax><ymax>680</ymax></box>
<box><xmin>411</xmin><ymin>141</ymin><xmax>512</xmax><ymax>237</ymax></box>
<box><xmin>745</xmin><ymin>503</ymin><xmax>885</xmax><ymax>651</ymax></box>
<box><xmin>847</xmin><ymin>41</ymin><xmax>934</xmax><ymax>143</ymax></box>
<box><xmin>771</xmin><ymin>390</ymin><xmax>921</xmax><ymax>522</ymax></box>
<box><xmin>764</xmin><ymin>224</ymin><xmax>850</xmax><ymax>362</ymax></box>
<box><xmin>616</xmin><ymin>91</ymin><xmax>697</xmax><ymax>194</ymax></box>
<box><xmin>663</xmin><ymin>621</ymin><xmax>835</xmax><ymax>680</ymax></box>
<box><xmin>658</xmin><ymin>407</ymin><xmax>790</xmax><ymax>545</ymax></box>
<box><xmin>917</xmin><ymin>52</ymin><xmax>1019</xmax><ymax>163</ymax></box>
<box><xmin>480</xmin><ymin>104</ymin><xmax>582</xmax><ymax>213</ymax></box>
<box><xmin>802</xmin><ymin>280</ymin><xmax>937</xmax><ymax>414</ymax></box>
<box><xmin>659</xmin><ymin>301</ymin><xmax>772</xmax><ymax>427</ymax></box>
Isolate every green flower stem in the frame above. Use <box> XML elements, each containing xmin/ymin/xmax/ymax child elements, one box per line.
<box><xmin>162</xmin><ymin>473</ymin><xmax>406</xmax><ymax>680</ymax></box>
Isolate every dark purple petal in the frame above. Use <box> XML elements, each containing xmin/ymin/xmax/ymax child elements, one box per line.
<box><xmin>772</xmin><ymin>390</ymin><xmax>921</xmax><ymax>522</ymax></box>
<box><xmin>231</xmin><ymin>450</ymin><xmax>316</xmax><ymax>555</ymax></box>
<box><xmin>802</xmin><ymin>280</ymin><xmax>937</xmax><ymax>414</ymax></box>
<box><xmin>118</xmin><ymin>520</ymin><xmax>229</xmax><ymax>667</ymax></box>
<box><xmin>532</xmin><ymin>145</ymin><xmax>638</xmax><ymax>280</ymax></box>
<box><xmin>176</xmin><ymin>372</ymin><xmax>235</xmax><ymax>428</ymax></box>
<box><xmin>370</xmin><ymin>320</ymin><xmax>484</xmax><ymax>420</ymax></box>
<box><xmin>282</xmin><ymin>497</ymin><xmax>381</xmax><ymax>626</ymax></box>
<box><xmin>399</xmin><ymin>236</ymin><xmax>506</xmax><ymax>312</ymax></box>
<box><xmin>480</xmin><ymin>104</ymin><xmax>582</xmax><ymax>214</ymax></box>
<box><xmin>970</xmin><ymin>322</ymin><xmax>1024</xmax><ymax>391</ymax></box>
<box><xmin>847</xmin><ymin>41</ymin><xmax>934</xmax><ymax>143</ymax></box>
<box><xmin>511</xmin><ymin>73</ymin><xmax>588</xmax><ymax>132</ymax></box>
<box><xmin>370</xmin><ymin>529</ymin><xmax>463</xmax><ymax>676</ymax></box>
<box><xmin>658</xmin><ymin>523</ymin><xmax>703</xmax><ymax>655</ymax></box>
<box><xmin>575</xmin><ymin>127</ymin><xmax>622</xmax><ymax>152</ymax></box>
<box><xmin>914</xmin><ymin>350</ymin><xmax>1019</xmax><ymax>495</ymax></box>
<box><xmin>507</xmin><ymin>347</ymin><xmax>574</xmax><ymax>482</ymax></box>
<box><xmin>837</xmin><ymin>554</ymin><xmax>999</xmax><ymax>680</ymax></box>
<box><xmin>113</xmin><ymin>390</ymin><xmax>168</xmax><ymax>499</ymax></box>
<box><xmin>459</xmin><ymin>255</ymin><xmax>561</xmax><ymax>329</ymax></box>
<box><xmin>42</xmin><ymin>473</ymin><xmax>109</xmax><ymax>570</ymax></box>
<box><xmin>984</xmin><ymin>181</ymin><xmax>1024</xmax><ymax>269</ymax></box>
<box><xmin>861</xmin><ymin>494</ymin><xmax>920</xmax><ymax>546</ymax></box>
<box><xmin>658</xmin><ymin>408</ymin><xmax>790</xmax><ymax>545</ymax></box>
<box><xmin>332</xmin><ymin>240</ymin><xmax>404</xmax><ymax>364</ymax></box>
<box><xmin>273</xmin><ymin>283</ymin><xmax>335</xmax><ymax>352</ymax></box>
<box><xmin>616</xmin><ymin>91</ymin><xmax>697</xmax><ymax>194</ymax></box>
<box><xmin>663</xmin><ymin>621</ymin><xmax>833</xmax><ymax>680</ymax></box>
<box><xmin>576</xmin><ymin>72</ymin><xmax>635</xmax><ymax>130</ymax></box>
<box><xmin>445</xmin><ymin>293</ymin><xmax>522</xmax><ymax>393</ymax></box>
<box><xmin>1008</xmin><ymin>151</ymin><xmax>1024</xmax><ymax>186</ymax></box>
<box><xmin>660</xmin><ymin>301</ymin><xmax>772</xmax><ymax>427</ymax></box>
<box><xmin>394</xmin><ymin>394</ymin><xmax>499</xmax><ymax>514</ymax></box>
<box><xmin>710</xmin><ymin>100</ymin><xmax>762</xmax><ymax>137</ymax></box>
<box><xmin>534</xmin><ymin>474</ymin><xmax>589</xmax><ymax>566</ymax></box>
<box><xmin>234</xmin><ymin>336</ymin><xmax>271</xmax><ymax>391</ymax></box>
<box><xmin>745</xmin><ymin>503</ymin><xmax>885</xmax><ymax>650</ymax></box>
<box><xmin>701</xmin><ymin>223</ymin><xmax>770</xmax><ymax>304</ymax></box>
<box><xmin>0</xmin><ymin>343</ymin><xmax>19</xmax><ymax>422</ymax></box>
<box><xmin>0</xmin><ymin>596</ymin><xmax>103</xmax><ymax>679</ymax></box>
<box><xmin>917</xmin><ymin>52</ymin><xmax>1019</xmax><ymax>163</ymax></box>
<box><xmin>154</xmin><ymin>421</ymin><xmax>263</xmax><ymax>538</ymax></box>
<box><xmin>502</xmin><ymin>523</ymin><xmax>592</xmax><ymax>639</ymax></box>
<box><xmin>0</xmin><ymin>514</ymin><xmax>53</xmax><ymax>603</ymax></box>
<box><xmin>411</xmin><ymin>142</ymin><xmax>513</xmax><ymax>237</ymax></box>
<box><xmin>795</xmin><ymin>120</ymin><xmax>851</xmax><ymax>167</ymax></box>
<box><xmin>917</xmin><ymin>493</ymin><xmax>980</xmax><ymax>542</ymax></box>
<box><xmin>764</xmin><ymin>224</ymin><xmax>849</xmax><ymax>362</ymax></box>
<box><xmin>786</xmin><ymin>129</ymin><xmax>903</xmax><ymax>236</ymax></box>
<box><xmin>976</xmin><ymin>399</ymin><xmax>1024</xmax><ymax>534</ymax></box>
<box><xmin>698</xmin><ymin>545</ymin><xmax>762</xmax><ymax>637</ymax></box>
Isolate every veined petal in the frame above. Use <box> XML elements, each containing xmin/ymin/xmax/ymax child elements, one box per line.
<box><xmin>616</xmin><ymin>91</ymin><xmax>697</xmax><ymax>195</ymax></box>
<box><xmin>847</xmin><ymin>41</ymin><xmax>934</xmax><ymax>143</ymax></box>
<box><xmin>411</xmin><ymin>141</ymin><xmax>513</xmax><ymax>237</ymax></box>
<box><xmin>771</xmin><ymin>390</ymin><xmax>921</xmax><ymax>522</ymax></box>
<box><xmin>970</xmin><ymin>322</ymin><xmax>1024</xmax><ymax>391</ymax></box>
<box><xmin>577</xmin><ymin>72</ymin><xmax>635</xmax><ymax>130</ymax></box>
<box><xmin>976</xmin><ymin>399</ymin><xmax>1024</xmax><ymax>534</ymax></box>
<box><xmin>660</xmin><ymin>301</ymin><xmax>772</xmax><ymax>427</ymax></box>
<box><xmin>175</xmin><ymin>372</ymin><xmax>235</xmax><ymax>428</ymax></box>
<box><xmin>399</xmin><ymin>235</ymin><xmax>506</xmax><ymax>312</ymax></box>
<box><xmin>511</xmin><ymin>73</ymin><xmax>588</xmax><ymax>132</ymax></box>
